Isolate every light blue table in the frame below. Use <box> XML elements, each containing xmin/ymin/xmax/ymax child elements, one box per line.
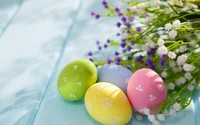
<box><xmin>0</xmin><ymin>0</ymin><xmax>199</xmax><ymax>125</ymax></box>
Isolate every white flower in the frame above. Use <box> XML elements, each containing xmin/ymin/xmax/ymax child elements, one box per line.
<box><xmin>169</xmin><ymin>109</ymin><xmax>176</xmax><ymax>116</ymax></box>
<box><xmin>177</xmin><ymin>54</ymin><xmax>188</xmax><ymax>66</ymax></box>
<box><xmin>157</xmin><ymin>38</ymin><xmax>164</xmax><ymax>46</ymax></box>
<box><xmin>121</xmin><ymin>32</ymin><xmax>128</xmax><ymax>39</ymax></box>
<box><xmin>148</xmin><ymin>41</ymin><xmax>156</xmax><ymax>48</ymax></box>
<box><xmin>179</xmin><ymin>45</ymin><xmax>187</xmax><ymax>53</ymax></box>
<box><xmin>120</xmin><ymin>25</ymin><xmax>126</xmax><ymax>32</ymax></box>
<box><xmin>183</xmin><ymin>64</ymin><xmax>195</xmax><ymax>72</ymax></box>
<box><xmin>188</xmin><ymin>84</ymin><xmax>194</xmax><ymax>91</ymax></box>
<box><xmin>173</xmin><ymin>103</ymin><xmax>181</xmax><ymax>111</ymax></box>
<box><xmin>156</xmin><ymin>114</ymin><xmax>165</xmax><ymax>121</ymax></box>
<box><xmin>148</xmin><ymin>115</ymin><xmax>156</xmax><ymax>122</ymax></box>
<box><xmin>172</xmin><ymin>67</ymin><xmax>179</xmax><ymax>73</ymax></box>
<box><xmin>143</xmin><ymin>107</ymin><xmax>150</xmax><ymax>115</ymax></box>
<box><xmin>172</xmin><ymin>20</ymin><xmax>181</xmax><ymax>29</ymax></box>
<box><xmin>176</xmin><ymin>77</ymin><xmax>187</xmax><ymax>85</ymax></box>
<box><xmin>157</xmin><ymin>46</ymin><xmax>168</xmax><ymax>56</ymax></box>
<box><xmin>164</xmin><ymin>23</ymin><xmax>172</xmax><ymax>31</ymax></box>
<box><xmin>164</xmin><ymin>110</ymin><xmax>169</xmax><ymax>116</ymax></box>
<box><xmin>169</xmin><ymin>60</ymin><xmax>176</xmax><ymax>67</ymax></box>
<box><xmin>136</xmin><ymin>114</ymin><xmax>143</xmax><ymax>121</ymax></box>
<box><xmin>143</xmin><ymin>44</ymin><xmax>150</xmax><ymax>51</ymax></box>
<box><xmin>167</xmin><ymin>82</ymin><xmax>175</xmax><ymax>90</ymax></box>
<box><xmin>184</xmin><ymin>72</ymin><xmax>192</xmax><ymax>80</ymax></box>
<box><xmin>153</xmin><ymin>120</ymin><xmax>161</xmax><ymax>125</ymax></box>
<box><xmin>129</xmin><ymin>6</ymin><xmax>137</xmax><ymax>12</ymax></box>
<box><xmin>161</xmin><ymin>71</ymin><xmax>168</xmax><ymax>78</ymax></box>
<box><xmin>169</xmin><ymin>30</ymin><xmax>177</xmax><ymax>38</ymax></box>
<box><xmin>168</xmin><ymin>52</ymin><xmax>176</xmax><ymax>59</ymax></box>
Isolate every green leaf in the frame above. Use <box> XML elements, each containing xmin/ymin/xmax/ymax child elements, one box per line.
<box><xmin>110</xmin><ymin>41</ymin><xmax>120</xmax><ymax>46</ymax></box>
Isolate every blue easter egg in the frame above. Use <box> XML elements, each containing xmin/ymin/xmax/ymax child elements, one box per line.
<box><xmin>98</xmin><ymin>64</ymin><xmax>133</xmax><ymax>94</ymax></box>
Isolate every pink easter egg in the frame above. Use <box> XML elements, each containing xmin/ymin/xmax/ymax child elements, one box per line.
<box><xmin>127</xmin><ymin>68</ymin><xmax>167</xmax><ymax>115</ymax></box>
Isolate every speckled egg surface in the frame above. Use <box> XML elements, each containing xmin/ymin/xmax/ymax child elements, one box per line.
<box><xmin>127</xmin><ymin>68</ymin><xmax>167</xmax><ymax>114</ymax></box>
<box><xmin>57</xmin><ymin>59</ymin><xmax>97</xmax><ymax>101</ymax></box>
<box><xmin>85</xmin><ymin>82</ymin><xmax>132</xmax><ymax>125</ymax></box>
<box><xmin>98</xmin><ymin>64</ymin><xmax>133</xmax><ymax>94</ymax></box>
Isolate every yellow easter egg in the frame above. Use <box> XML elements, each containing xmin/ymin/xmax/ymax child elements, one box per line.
<box><xmin>84</xmin><ymin>82</ymin><xmax>132</xmax><ymax>125</ymax></box>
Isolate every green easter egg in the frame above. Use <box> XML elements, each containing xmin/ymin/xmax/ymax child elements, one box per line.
<box><xmin>57</xmin><ymin>59</ymin><xmax>98</xmax><ymax>101</ymax></box>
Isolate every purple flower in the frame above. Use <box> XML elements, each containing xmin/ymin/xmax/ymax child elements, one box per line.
<box><xmin>136</xmin><ymin>55</ymin><xmax>143</xmax><ymax>63</ymax></box>
<box><xmin>131</xmin><ymin>40</ymin><xmax>135</xmax><ymax>44</ymax></box>
<box><xmin>96</xmin><ymin>40</ymin><xmax>100</xmax><ymax>45</ymax></box>
<box><xmin>127</xmin><ymin>46</ymin><xmax>132</xmax><ymax>51</ymax></box>
<box><xmin>106</xmin><ymin>58</ymin><xmax>111</xmax><ymax>64</ymax></box>
<box><xmin>107</xmin><ymin>39</ymin><xmax>111</xmax><ymax>43</ymax></box>
<box><xmin>120</xmin><ymin>42</ymin><xmax>126</xmax><ymax>48</ymax></box>
<box><xmin>125</xmin><ymin>23</ymin><xmax>131</xmax><ymax>28</ymax></box>
<box><xmin>126</xmin><ymin>66</ymin><xmax>131</xmax><ymax>70</ymax></box>
<box><xmin>160</xmin><ymin>60</ymin><xmax>165</xmax><ymax>66</ymax></box>
<box><xmin>118</xmin><ymin>13</ymin><xmax>123</xmax><ymax>17</ymax></box>
<box><xmin>116</xmin><ymin>22</ymin><xmax>121</xmax><ymax>28</ymax></box>
<box><xmin>122</xmin><ymin>49</ymin><xmax>126</xmax><ymax>53</ymax></box>
<box><xmin>136</xmin><ymin>27</ymin><xmax>141</xmax><ymax>32</ymax></box>
<box><xmin>91</xmin><ymin>11</ymin><xmax>95</xmax><ymax>16</ymax></box>
<box><xmin>115</xmin><ymin>56</ymin><xmax>120</xmax><ymax>63</ymax></box>
<box><xmin>95</xmin><ymin>14</ymin><xmax>100</xmax><ymax>19</ymax></box>
<box><xmin>129</xmin><ymin>16</ymin><xmax>134</xmax><ymax>22</ymax></box>
<box><xmin>116</xmin><ymin>33</ymin><xmax>120</xmax><ymax>36</ymax></box>
<box><xmin>115</xmin><ymin>51</ymin><xmax>119</xmax><ymax>56</ymax></box>
<box><xmin>104</xmin><ymin>44</ymin><xmax>107</xmax><ymax>48</ymax></box>
<box><xmin>146</xmin><ymin>58</ymin><xmax>153</xmax><ymax>66</ymax></box>
<box><xmin>89</xmin><ymin>58</ymin><xmax>94</xmax><ymax>62</ymax></box>
<box><xmin>147</xmin><ymin>48</ymin><xmax>155</xmax><ymax>56</ymax></box>
<box><xmin>115</xmin><ymin>62</ymin><xmax>120</xmax><ymax>65</ymax></box>
<box><xmin>121</xmin><ymin>39</ymin><xmax>126</xmax><ymax>43</ymax></box>
<box><xmin>161</xmin><ymin>54</ymin><xmax>167</xmax><ymax>59</ymax></box>
<box><xmin>98</xmin><ymin>46</ymin><xmax>102</xmax><ymax>51</ymax></box>
<box><xmin>121</xmin><ymin>16</ymin><xmax>127</xmax><ymax>22</ymax></box>
<box><xmin>102</xmin><ymin>0</ymin><xmax>108</xmax><ymax>8</ymax></box>
<box><xmin>145</xmin><ymin>13</ymin><xmax>149</xmax><ymax>17</ymax></box>
<box><xmin>115</xmin><ymin>7</ymin><xmax>120</xmax><ymax>13</ymax></box>
<box><xmin>88</xmin><ymin>52</ymin><xmax>92</xmax><ymax>56</ymax></box>
<box><xmin>150</xmin><ymin>65</ymin><xmax>156</xmax><ymax>70</ymax></box>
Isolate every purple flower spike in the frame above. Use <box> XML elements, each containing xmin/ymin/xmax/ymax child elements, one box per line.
<box><xmin>91</xmin><ymin>11</ymin><xmax>95</xmax><ymax>16</ymax></box>
<box><xmin>107</xmin><ymin>39</ymin><xmax>111</xmax><ymax>43</ymax></box>
<box><xmin>121</xmin><ymin>16</ymin><xmax>127</xmax><ymax>22</ymax></box>
<box><xmin>106</xmin><ymin>58</ymin><xmax>111</xmax><ymax>64</ymax></box>
<box><xmin>115</xmin><ymin>56</ymin><xmax>120</xmax><ymax>63</ymax></box>
<box><xmin>95</xmin><ymin>14</ymin><xmax>100</xmax><ymax>19</ymax></box>
<box><xmin>120</xmin><ymin>42</ymin><xmax>126</xmax><ymax>48</ymax></box>
<box><xmin>125</xmin><ymin>23</ymin><xmax>131</xmax><ymax>28</ymax></box>
<box><xmin>116</xmin><ymin>22</ymin><xmax>121</xmax><ymax>28</ymax></box>
<box><xmin>104</xmin><ymin>44</ymin><xmax>108</xmax><ymax>48</ymax></box>
<box><xmin>127</xmin><ymin>46</ymin><xmax>132</xmax><ymax>51</ymax></box>
<box><xmin>136</xmin><ymin>27</ymin><xmax>141</xmax><ymax>32</ymax></box>
<box><xmin>160</xmin><ymin>60</ymin><xmax>165</xmax><ymax>66</ymax></box>
<box><xmin>98</xmin><ymin>46</ymin><xmax>102</xmax><ymax>51</ymax></box>
<box><xmin>115</xmin><ymin>51</ymin><xmax>119</xmax><ymax>56</ymax></box>
<box><xmin>88</xmin><ymin>52</ymin><xmax>92</xmax><ymax>56</ymax></box>
<box><xmin>126</xmin><ymin>66</ymin><xmax>131</xmax><ymax>70</ymax></box>
<box><xmin>129</xmin><ymin>16</ymin><xmax>134</xmax><ymax>22</ymax></box>
<box><xmin>89</xmin><ymin>58</ymin><xmax>94</xmax><ymax>62</ymax></box>
<box><xmin>146</xmin><ymin>58</ymin><xmax>153</xmax><ymax>66</ymax></box>
<box><xmin>96</xmin><ymin>40</ymin><xmax>100</xmax><ymax>45</ymax></box>
<box><xmin>161</xmin><ymin>54</ymin><xmax>167</xmax><ymax>59</ymax></box>
<box><xmin>115</xmin><ymin>7</ymin><xmax>120</xmax><ymax>13</ymax></box>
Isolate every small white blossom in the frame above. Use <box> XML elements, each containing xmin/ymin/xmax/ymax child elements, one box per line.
<box><xmin>173</xmin><ymin>103</ymin><xmax>181</xmax><ymax>111</ymax></box>
<box><xmin>157</xmin><ymin>46</ymin><xmax>168</xmax><ymax>56</ymax></box>
<box><xmin>176</xmin><ymin>77</ymin><xmax>187</xmax><ymax>85</ymax></box>
<box><xmin>184</xmin><ymin>72</ymin><xmax>192</xmax><ymax>80</ymax></box>
<box><xmin>188</xmin><ymin>84</ymin><xmax>194</xmax><ymax>91</ymax></box>
<box><xmin>148</xmin><ymin>115</ymin><xmax>156</xmax><ymax>122</ymax></box>
<box><xmin>143</xmin><ymin>107</ymin><xmax>150</xmax><ymax>115</ymax></box>
<box><xmin>157</xmin><ymin>38</ymin><xmax>165</xmax><ymax>46</ymax></box>
<box><xmin>129</xmin><ymin>6</ymin><xmax>137</xmax><ymax>12</ymax></box>
<box><xmin>156</xmin><ymin>114</ymin><xmax>165</xmax><ymax>121</ymax></box>
<box><xmin>161</xmin><ymin>71</ymin><xmax>168</xmax><ymax>78</ymax></box>
<box><xmin>172</xmin><ymin>67</ymin><xmax>179</xmax><ymax>73</ymax></box>
<box><xmin>169</xmin><ymin>30</ymin><xmax>177</xmax><ymax>38</ymax></box>
<box><xmin>121</xmin><ymin>32</ymin><xmax>128</xmax><ymax>39</ymax></box>
<box><xmin>143</xmin><ymin>44</ymin><xmax>150</xmax><ymax>51</ymax></box>
<box><xmin>172</xmin><ymin>20</ymin><xmax>181</xmax><ymax>29</ymax></box>
<box><xmin>183</xmin><ymin>64</ymin><xmax>195</xmax><ymax>72</ymax></box>
<box><xmin>148</xmin><ymin>41</ymin><xmax>156</xmax><ymax>48</ymax></box>
<box><xmin>168</xmin><ymin>51</ymin><xmax>176</xmax><ymax>59</ymax></box>
<box><xmin>164</xmin><ymin>23</ymin><xmax>172</xmax><ymax>31</ymax></box>
<box><xmin>153</xmin><ymin>120</ymin><xmax>161</xmax><ymax>125</ymax></box>
<box><xmin>169</xmin><ymin>109</ymin><xmax>176</xmax><ymax>116</ymax></box>
<box><xmin>136</xmin><ymin>114</ymin><xmax>143</xmax><ymax>121</ymax></box>
<box><xmin>167</xmin><ymin>82</ymin><xmax>175</xmax><ymax>90</ymax></box>
<box><xmin>169</xmin><ymin>60</ymin><xmax>176</xmax><ymax>67</ymax></box>
<box><xmin>179</xmin><ymin>45</ymin><xmax>187</xmax><ymax>53</ymax></box>
<box><xmin>164</xmin><ymin>110</ymin><xmax>169</xmax><ymax>116</ymax></box>
<box><xmin>177</xmin><ymin>54</ymin><xmax>188</xmax><ymax>66</ymax></box>
<box><xmin>120</xmin><ymin>25</ymin><xmax>126</xmax><ymax>32</ymax></box>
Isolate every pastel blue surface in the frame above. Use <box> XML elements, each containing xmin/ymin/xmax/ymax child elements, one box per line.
<box><xmin>0</xmin><ymin>0</ymin><xmax>199</xmax><ymax>125</ymax></box>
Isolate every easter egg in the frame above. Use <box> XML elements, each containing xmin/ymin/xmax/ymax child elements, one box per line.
<box><xmin>127</xmin><ymin>68</ymin><xmax>167</xmax><ymax>114</ymax></box>
<box><xmin>98</xmin><ymin>64</ymin><xmax>133</xmax><ymax>94</ymax></box>
<box><xmin>57</xmin><ymin>59</ymin><xmax>97</xmax><ymax>101</ymax></box>
<box><xmin>85</xmin><ymin>82</ymin><xmax>132</xmax><ymax>125</ymax></box>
